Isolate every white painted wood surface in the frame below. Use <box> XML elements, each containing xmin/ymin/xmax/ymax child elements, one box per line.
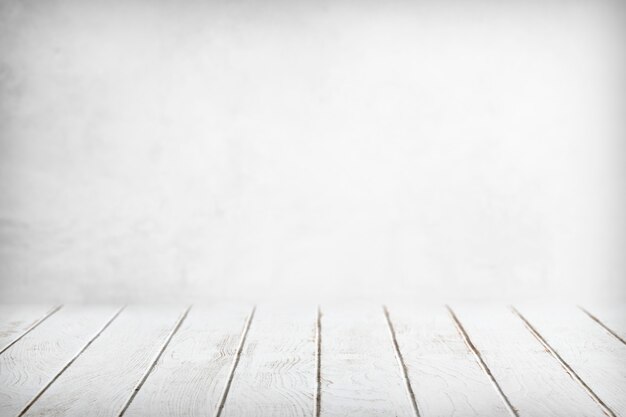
<box><xmin>386</xmin><ymin>305</ymin><xmax>510</xmax><ymax>417</ymax></box>
<box><xmin>579</xmin><ymin>304</ymin><xmax>626</xmax><ymax>345</ymax></box>
<box><xmin>220</xmin><ymin>305</ymin><xmax>316</xmax><ymax>417</ymax></box>
<box><xmin>451</xmin><ymin>305</ymin><xmax>607</xmax><ymax>417</ymax></box>
<box><xmin>0</xmin><ymin>305</ymin><xmax>120</xmax><ymax>416</ymax></box>
<box><xmin>0</xmin><ymin>305</ymin><xmax>59</xmax><ymax>354</ymax></box>
<box><xmin>21</xmin><ymin>305</ymin><xmax>186</xmax><ymax>417</ymax></box>
<box><xmin>319</xmin><ymin>305</ymin><xmax>415</xmax><ymax>417</ymax></box>
<box><xmin>515</xmin><ymin>305</ymin><xmax>626</xmax><ymax>416</ymax></box>
<box><xmin>1</xmin><ymin>303</ymin><xmax>625</xmax><ymax>417</ymax></box>
<box><xmin>122</xmin><ymin>305</ymin><xmax>251</xmax><ymax>417</ymax></box>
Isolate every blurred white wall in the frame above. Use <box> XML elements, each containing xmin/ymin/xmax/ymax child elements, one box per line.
<box><xmin>1</xmin><ymin>0</ymin><xmax>625</xmax><ymax>302</ymax></box>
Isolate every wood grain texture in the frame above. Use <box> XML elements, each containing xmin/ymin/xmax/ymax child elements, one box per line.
<box><xmin>451</xmin><ymin>305</ymin><xmax>606</xmax><ymax>417</ymax></box>
<box><xmin>515</xmin><ymin>305</ymin><xmax>626</xmax><ymax>416</ymax></box>
<box><xmin>0</xmin><ymin>305</ymin><xmax>120</xmax><ymax>416</ymax></box>
<box><xmin>319</xmin><ymin>305</ymin><xmax>415</xmax><ymax>417</ymax></box>
<box><xmin>386</xmin><ymin>305</ymin><xmax>510</xmax><ymax>417</ymax></box>
<box><xmin>121</xmin><ymin>305</ymin><xmax>251</xmax><ymax>417</ymax></box>
<box><xmin>0</xmin><ymin>305</ymin><xmax>60</xmax><ymax>354</ymax></box>
<box><xmin>220</xmin><ymin>304</ymin><xmax>316</xmax><ymax>417</ymax></box>
<box><xmin>21</xmin><ymin>305</ymin><xmax>186</xmax><ymax>417</ymax></box>
<box><xmin>579</xmin><ymin>304</ymin><xmax>626</xmax><ymax>345</ymax></box>
<box><xmin>0</xmin><ymin>303</ymin><xmax>623</xmax><ymax>417</ymax></box>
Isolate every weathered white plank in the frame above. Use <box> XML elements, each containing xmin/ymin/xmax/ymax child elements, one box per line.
<box><xmin>319</xmin><ymin>305</ymin><xmax>415</xmax><ymax>417</ymax></box>
<box><xmin>121</xmin><ymin>304</ymin><xmax>251</xmax><ymax>417</ymax></box>
<box><xmin>515</xmin><ymin>304</ymin><xmax>626</xmax><ymax>416</ymax></box>
<box><xmin>579</xmin><ymin>304</ymin><xmax>626</xmax><ymax>345</ymax></box>
<box><xmin>0</xmin><ymin>305</ymin><xmax>120</xmax><ymax>416</ymax></box>
<box><xmin>220</xmin><ymin>304</ymin><xmax>316</xmax><ymax>417</ymax></box>
<box><xmin>0</xmin><ymin>305</ymin><xmax>60</xmax><ymax>354</ymax></box>
<box><xmin>451</xmin><ymin>305</ymin><xmax>606</xmax><ymax>417</ymax></box>
<box><xmin>386</xmin><ymin>304</ymin><xmax>510</xmax><ymax>416</ymax></box>
<box><xmin>22</xmin><ymin>305</ymin><xmax>186</xmax><ymax>417</ymax></box>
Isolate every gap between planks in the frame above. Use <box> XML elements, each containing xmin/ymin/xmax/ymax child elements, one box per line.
<box><xmin>17</xmin><ymin>306</ymin><xmax>126</xmax><ymax>417</ymax></box>
<box><xmin>314</xmin><ymin>306</ymin><xmax>322</xmax><ymax>417</ymax></box>
<box><xmin>446</xmin><ymin>306</ymin><xmax>520</xmax><ymax>417</ymax></box>
<box><xmin>0</xmin><ymin>305</ymin><xmax>63</xmax><ymax>356</ymax></box>
<box><xmin>118</xmin><ymin>305</ymin><xmax>192</xmax><ymax>417</ymax></box>
<box><xmin>213</xmin><ymin>306</ymin><xmax>256</xmax><ymax>417</ymax></box>
<box><xmin>510</xmin><ymin>306</ymin><xmax>616</xmax><ymax>417</ymax></box>
<box><xmin>578</xmin><ymin>306</ymin><xmax>626</xmax><ymax>346</ymax></box>
<box><xmin>383</xmin><ymin>306</ymin><xmax>421</xmax><ymax>417</ymax></box>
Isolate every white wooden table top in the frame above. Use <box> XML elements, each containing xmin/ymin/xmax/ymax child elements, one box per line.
<box><xmin>0</xmin><ymin>303</ymin><xmax>624</xmax><ymax>417</ymax></box>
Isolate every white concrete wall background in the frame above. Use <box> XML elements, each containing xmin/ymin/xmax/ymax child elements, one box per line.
<box><xmin>0</xmin><ymin>0</ymin><xmax>624</xmax><ymax>302</ymax></box>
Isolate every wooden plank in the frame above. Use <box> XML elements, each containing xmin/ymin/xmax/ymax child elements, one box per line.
<box><xmin>319</xmin><ymin>304</ymin><xmax>415</xmax><ymax>417</ymax></box>
<box><xmin>121</xmin><ymin>304</ymin><xmax>252</xmax><ymax>417</ymax></box>
<box><xmin>451</xmin><ymin>305</ymin><xmax>606</xmax><ymax>417</ymax></box>
<box><xmin>22</xmin><ymin>305</ymin><xmax>187</xmax><ymax>417</ymax></box>
<box><xmin>0</xmin><ymin>305</ymin><xmax>61</xmax><ymax>354</ymax></box>
<box><xmin>386</xmin><ymin>304</ymin><xmax>511</xmax><ymax>416</ymax></box>
<box><xmin>219</xmin><ymin>304</ymin><xmax>316</xmax><ymax>417</ymax></box>
<box><xmin>514</xmin><ymin>304</ymin><xmax>626</xmax><ymax>416</ymax></box>
<box><xmin>0</xmin><ymin>305</ymin><xmax>121</xmax><ymax>416</ymax></box>
<box><xmin>579</xmin><ymin>304</ymin><xmax>626</xmax><ymax>345</ymax></box>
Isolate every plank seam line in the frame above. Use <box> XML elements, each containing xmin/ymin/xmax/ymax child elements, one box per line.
<box><xmin>17</xmin><ymin>305</ymin><xmax>126</xmax><ymax>417</ymax></box>
<box><xmin>117</xmin><ymin>305</ymin><xmax>192</xmax><ymax>417</ymax></box>
<box><xmin>383</xmin><ymin>306</ymin><xmax>421</xmax><ymax>417</ymax></box>
<box><xmin>0</xmin><ymin>305</ymin><xmax>63</xmax><ymax>356</ymax></box>
<box><xmin>314</xmin><ymin>306</ymin><xmax>322</xmax><ymax>417</ymax></box>
<box><xmin>446</xmin><ymin>306</ymin><xmax>519</xmax><ymax>417</ymax></box>
<box><xmin>578</xmin><ymin>306</ymin><xmax>626</xmax><ymax>346</ymax></box>
<box><xmin>510</xmin><ymin>306</ymin><xmax>616</xmax><ymax>417</ymax></box>
<box><xmin>214</xmin><ymin>305</ymin><xmax>256</xmax><ymax>417</ymax></box>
